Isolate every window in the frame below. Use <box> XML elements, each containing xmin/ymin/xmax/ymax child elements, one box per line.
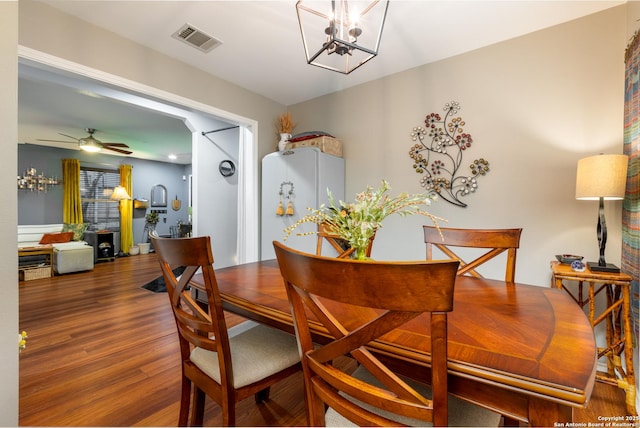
<box><xmin>80</xmin><ymin>167</ymin><xmax>121</xmax><ymax>231</ymax></box>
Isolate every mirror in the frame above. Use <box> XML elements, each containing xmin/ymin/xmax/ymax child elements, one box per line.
<box><xmin>150</xmin><ymin>184</ymin><xmax>167</xmax><ymax>207</ymax></box>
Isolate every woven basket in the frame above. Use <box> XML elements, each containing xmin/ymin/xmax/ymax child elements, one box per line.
<box><xmin>285</xmin><ymin>136</ymin><xmax>343</xmax><ymax>157</ymax></box>
<box><xmin>20</xmin><ymin>266</ymin><xmax>51</xmax><ymax>281</ymax></box>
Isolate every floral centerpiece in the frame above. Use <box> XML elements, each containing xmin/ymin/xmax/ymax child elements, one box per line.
<box><xmin>284</xmin><ymin>180</ymin><xmax>443</xmax><ymax>260</ymax></box>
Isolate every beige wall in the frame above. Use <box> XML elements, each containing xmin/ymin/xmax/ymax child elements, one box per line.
<box><xmin>290</xmin><ymin>5</ymin><xmax>629</xmax><ymax>287</ymax></box>
<box><xmin>1</xmin><ymin>1</ymin><xmax>19</xmax><ymax>425</ymax></box>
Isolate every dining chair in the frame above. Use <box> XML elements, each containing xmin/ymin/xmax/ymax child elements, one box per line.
<box><xmin>151</xmin><ymin>235</ymin><xmax>301</xmax><ymax>426</ymax></box>
<box><xmin>423</xmin><ymin>226</ymin><xmax>523</xmax><ymax>282</ymax></box>
<box><xmin>315</xmin><ymin>222</ymin><xmax>375</xmax><ymax>258</ymax></box>
<box><xmin>274</xmin><ymin>241</ymin><xmax>501</xmax><ymax>427</ymax></box>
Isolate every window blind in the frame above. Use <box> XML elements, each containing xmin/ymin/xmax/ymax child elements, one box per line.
<box><xmin>80</xmin><ymin>167</ymin><xmax>121</xmax><ymax>231</ymax></box>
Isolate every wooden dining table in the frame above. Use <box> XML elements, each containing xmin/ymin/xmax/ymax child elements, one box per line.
<box><xmin>192</xmin><ymin>259</ymin><xmax>597</xmax><ymax>427</ymax></box>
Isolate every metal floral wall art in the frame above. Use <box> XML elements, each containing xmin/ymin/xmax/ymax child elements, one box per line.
<box><xmin>409</xmin><ymin>101</ymin><xmax>490</xmax><ymax>207</ymax></box>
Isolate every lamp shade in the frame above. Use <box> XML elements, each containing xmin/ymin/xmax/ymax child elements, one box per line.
<box><xmin>575</xmin><ymin>154</ymin><xmax>628</xmax><ymax>201</ymax></box>
<box><xmin>111</xmin><ymin>186</ymin><xmax>131</xmax><ymax>201</ymax></box>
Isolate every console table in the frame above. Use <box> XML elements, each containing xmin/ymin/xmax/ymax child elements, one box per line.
<box><xmin>551</xmin><ymin>261</ymin><xmax>636</xmax><ymax>415</ymax></box>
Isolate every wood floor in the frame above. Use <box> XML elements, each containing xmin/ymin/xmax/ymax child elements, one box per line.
<box><xmin>19</xmin><ymin>253</ymin><xmax>630</xmax><ymax>426</ymax></box>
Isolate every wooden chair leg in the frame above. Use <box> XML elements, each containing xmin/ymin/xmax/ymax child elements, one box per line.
<box><xmin>191</xmin><ymin>387</ymin><xmax>206</xmax><ymax>426</ymax></box>
<box><xmin>255</xmin><ymin>386</ymin><xmax>270</xmax><ymax>403</ymax></box>
<box><xmin>178</xmin><ymin>376</ymin><xmax>191</xmax><ymax>427</ymax></box>
<box><xmin>221</xmin><ymin>397</ymin><xmax>236</xmax><ymax>427</ymax></box>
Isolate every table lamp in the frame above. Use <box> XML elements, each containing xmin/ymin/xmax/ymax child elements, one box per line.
<box><xmin>575</xmin><ymin>153</ymin><xmax>628</xmax><ymax>273</ymax></box>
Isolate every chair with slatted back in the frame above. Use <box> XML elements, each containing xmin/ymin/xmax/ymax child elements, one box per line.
<box><xmin>274</xmin><ymin>241</ymin><xmax>502</xmax><ymax>427</ymax></box>
<box><xmin>315</xmin><ymin>222</ymin><xmax>375</xmax><ymax>258</ymax></box>
<box><xmin>423</xmin><ymin>226</ymin><xmax>522</xmax><ymax>282</ymax></box>
<box><xmin>151</xmin><ymin>235</ymin><xmax>301</xmax><ymax>426</ymax></box>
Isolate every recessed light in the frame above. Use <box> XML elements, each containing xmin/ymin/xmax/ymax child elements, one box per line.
<box><xmin>168</xmin><ymin>154</ymin><xmax>177</xmax><ymax>160</ymax></box>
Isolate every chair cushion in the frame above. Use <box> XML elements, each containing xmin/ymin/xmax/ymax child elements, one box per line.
<box><xmin>190</xmin><ymin>324</ymin><xmax>300</xmax><ymax>389</ymax></box>
<box><xmin>325</xmin><ymin>365</ymin><xmax>502</xmax><ymax>427</ymax></box>
<box><xmin>52</xmin><ymin>241</ymin><xmax>91</xmax><ymax>251</ymax></box>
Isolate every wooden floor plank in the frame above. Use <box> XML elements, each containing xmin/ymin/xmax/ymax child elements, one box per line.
<box><xmin>19</xmin><ymin>252</ymin><xmax>630</xmax><ymax>426</ymax></box>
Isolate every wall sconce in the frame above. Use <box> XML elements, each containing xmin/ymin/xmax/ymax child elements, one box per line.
<box><xmin>296</xmin><ymin>0</ymin><xmax>389</xmax><ymax>74</ymax></box>
<box><xmin>17</xmin><ymin>167</ymin><xmax>60</xmax><ymax>192</ymax></box>
<box><xmin>575</xmin><ymin>153</ymin><xmax>629</xmax><ymax>273</ymax></box>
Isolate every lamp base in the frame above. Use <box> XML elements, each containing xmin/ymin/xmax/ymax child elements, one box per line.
<box><xmin>587</xmin><ymin>261</ymin><xmax>620</xmax><ymax>273</ymax></box>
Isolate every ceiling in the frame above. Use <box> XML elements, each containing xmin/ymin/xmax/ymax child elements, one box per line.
<box><xmin>18</xmin><ymin>0</ymin><xmax>623</xmax><ymax>164</ymax></box>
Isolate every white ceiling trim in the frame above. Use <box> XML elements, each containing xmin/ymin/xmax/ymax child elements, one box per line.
<box><xmin>18</xmin><ymin>46</ymin><xmax>253</xmax><ymax>128</ymax></box>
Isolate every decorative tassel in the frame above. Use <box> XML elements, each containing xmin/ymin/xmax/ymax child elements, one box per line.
<box><xmin>276</xmin><ymin>200</ymin><xmax>284</xmax><ymax>216</ymax></box>
<box><xmin>285</xmin><ymin>200</ymin><xmax>294</xmax><ymax>216</ymax></box>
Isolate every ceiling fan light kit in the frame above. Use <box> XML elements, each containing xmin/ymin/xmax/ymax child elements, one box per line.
<box><xmin>79</xmin><ymin>139</ymin><xmax>102</xmax><ymax>153</ymax></box>
<box><xmin>296</xmin><ymin>0</ymin><xmax>389</xmax><ymax>74</ymax></box>
<box><xmin>37</xmin><ymin>127</ymin><xmax>132</xmax><ymax>155</ymax></box>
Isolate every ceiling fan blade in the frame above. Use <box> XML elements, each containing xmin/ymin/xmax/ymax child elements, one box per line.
<box><xmin>36</xmin><ymin>139</ymin><xmax>78</xmax><ymax>144</ymax></box>
<box><xmin>104</xmin><ymin>146</ymin><xmax>132</xmax><ymax>155</ymax></box>
<box><xmin>58</xmin><ymin>133</ymin><xmax>80</xmax><ymax>141</ymax></box>
<box><xmin>102</xmin><ymin>142</ymin><xmax>130</xmax><ymax>148</ymax></box>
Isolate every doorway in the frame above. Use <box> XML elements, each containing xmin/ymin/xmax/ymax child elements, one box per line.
<box><xmin>18</xmin><ymin>47</ymin><xmax>259</xmax><ymax>264</ymax></box>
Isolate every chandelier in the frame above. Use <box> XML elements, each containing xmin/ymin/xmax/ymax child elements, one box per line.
<box><xmin>296</xmin><ymin>0</ymin><xmax>389</xmax><ymax>74</ymax></box>
<box><xmin>17</xmin><ymin>167</ymin><xmax>60</xmax><ymax>192</ymax></box>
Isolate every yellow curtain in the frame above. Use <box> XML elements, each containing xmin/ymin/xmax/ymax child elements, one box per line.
<box><xmin>62</xmin><ymin>159</ymin><xmax>83</xmax><ymax>223</ymax></box>
<box><xmin>119</xmin><ymin>164</ymin><xmax>133</xmax><ymax>254</ymax></box>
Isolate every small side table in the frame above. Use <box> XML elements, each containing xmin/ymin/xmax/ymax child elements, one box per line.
<box><xmin>18</xmin><ymin>245</ymin><xmax>54</xmax><ymax>279</ymax></box>
<box><xmin>551</xmin><ymin>261</ymin><xmax>636</xmax><ymax>415</ymax></box>
<box><xmin>84</xmin><ymin>231</ymin><xmax>115</xmax><ymax>262</ymax></box>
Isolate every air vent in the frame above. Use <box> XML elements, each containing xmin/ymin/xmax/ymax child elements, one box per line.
<box><xmin>172</xmin><ymin>23</ymin><xmax>222</xmax><ymax>53</ymax></box>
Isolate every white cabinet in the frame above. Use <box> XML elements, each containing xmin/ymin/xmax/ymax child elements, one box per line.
<box><xmin>261</xmin><ymin>147</ymin><xmax>344</xmax><ymax>260</ymax></box>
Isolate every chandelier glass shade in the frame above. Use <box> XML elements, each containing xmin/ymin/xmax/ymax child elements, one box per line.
<box><xmin>296</xmin><ymin>0</ymin><xmax>389</xmax><ymax>74</ymax></box>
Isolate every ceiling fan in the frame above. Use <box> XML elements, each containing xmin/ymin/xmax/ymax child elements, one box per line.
<box><xmin>37</xmin><ymin>128</ymin><xmax>132</xmax><ymax>155</ymax></box>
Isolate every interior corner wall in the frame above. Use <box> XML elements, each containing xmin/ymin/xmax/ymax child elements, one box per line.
<box><xmin>1</xmin><ymin>1</ymin><xmax>19</xmax><ymax>425</ymax></box>
<box><xmin>191</xmin><ymin>122</ymin><xmax>240</xmax><ymax>269</ymax></box>
<box><xmin>289</xmin><ymin>5</ymin><xmax>627</xmax><ymax>287</ymax></box>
